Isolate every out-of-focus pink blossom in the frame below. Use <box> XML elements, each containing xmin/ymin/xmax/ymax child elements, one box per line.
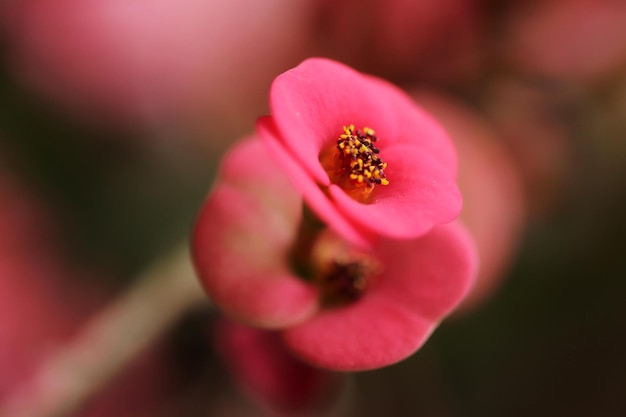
<box><xmin>192</xmin><ymin>136</ymin><xmax>477</xmax><ymax>371</ymax></box>
<box><xmin>314</xmin><ymin>0</ymin><xmax>485</xmax><ymax>84</ymax></box>
<box><xmin>504</xmin><ymin>0</ymin><xmax>626</xmax><ymax>83</ymax></box>
<box><xmin>2</xmin><ymin>0</ymin><xmax>316</xmax><ymax>135</ymax></box>
<box><xmin>215</xmin><ymin>318</ymin><xmax>344</xmax><ymax>416</ymax></box>
<box><xmin>484</xmin><ymin>79</ymin><xmax>574</xmax><ymax>219</ymax></box>
<box><xmin>416</xmin><ymin>92</ymin><xmax>526</xmax><ymax>311</ymax></box>
<box><xmin>258</xmin><ymin>58</ymin><xmax>462</xmax><ymax>248</ymax></box>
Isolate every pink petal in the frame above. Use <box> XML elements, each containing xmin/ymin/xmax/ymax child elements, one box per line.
<box><xmin>374</xmin><ymin>222</ymin><xmax>478</xmax><ymax>320</ymax></box>
<box><xmin>329</xmin><ymin>144</ymin><xmax>463</xmax><ymax>239</ymax></box>
<box><xmin>268</xmin><ymin>58</ymin><xmax>458</xmax><ymax>184</ymax></box>
<box><xmin>283</xmin><ymin>294</ymin><xmax>434</xmax><ymax>371</ymax></box>
<box><xmin>364</xmin><ymin>73</ymin><xmax>459</xmax><ymax>173</ymax></box>
<box><xmin>258</xmin><ymin>116</ymin><xmax>377</xmax><ymax>250</ymax></box>
<box><xmin>192</xmin><ymin>137</ymin><xmax>319</xmax><ymax>329</ymax></box>
<box><xmin>284</xmin><ymin>222</ymin><xmax>477</xmax><ymax>371</ymax></box>
<box><xmin>260</xmin><ymin>116</ymin><xmax>461</xmax><ymax>243</ymax></box>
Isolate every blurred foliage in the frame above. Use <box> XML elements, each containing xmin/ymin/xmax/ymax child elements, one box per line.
<box><xmin>0</xmin><ymin>55</ymin><xmax>215</xmax><ymax>280</ymax></box>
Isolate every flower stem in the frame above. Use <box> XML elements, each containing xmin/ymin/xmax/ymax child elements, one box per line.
<box><xmin>288</xmin><ymin>204</ymin><xmax>326</xmax><ymax>280</ymax></box>
<box><xmin>0</xmin><ymin>244</ymin><xmax>207</xmax><ymax>417</ymax></box>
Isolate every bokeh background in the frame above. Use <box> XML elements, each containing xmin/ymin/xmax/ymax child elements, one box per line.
<box><xmin>1</xmin><ymin>0</ymin><xmax>626</xmax><ymax>416</ymax></box>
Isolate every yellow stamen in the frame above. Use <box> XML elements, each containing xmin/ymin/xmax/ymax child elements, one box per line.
<box><xmin>323</xmin><ymin>124</ymin><xmax>390</xmax><ymax>203</ymax></box>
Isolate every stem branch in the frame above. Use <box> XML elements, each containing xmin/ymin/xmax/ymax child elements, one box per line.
<box><xmin>0</xmin><ymin>244</ymin><xmax>206</xmax><ymax>417</ymax></box>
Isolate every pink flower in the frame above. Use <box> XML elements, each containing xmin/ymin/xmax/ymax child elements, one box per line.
<box><xmin>215</xmin><ymin>318</ymin><xmax>343</xmax><ymax>416</ymax></box>
<box><xmin>484</xmin><ymin>79</ymin><xmax>574</xmax><ymax>219</ymax></box>
<box><xmin>3</xmin><ymin>0</ymin><xmax>316</xmax><ymax>132</ymax></box>
<box><xmin>257</xmin><ymin>58</ymin><xmax>462</xmax><ymax>248</ymax></box>
<box><xmin>312</xmin><ymin>0</ymin><xmax>485</xmax><ymax>85</ymax></box>
<box><xmin>192</xmin><ymin>135</ymin><xmax>477</xmax><ymax>371</ymax></box>
<box><xmin>503</xmin><ymin>0</ymin><xmax>626</xmax><ymax>83</ymax></box>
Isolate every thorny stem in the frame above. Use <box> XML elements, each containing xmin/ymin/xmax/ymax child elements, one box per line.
<box><xmin>0</xmin><ymin>244</ymin><xmax>207</xmax><ymax>417</ymax></box>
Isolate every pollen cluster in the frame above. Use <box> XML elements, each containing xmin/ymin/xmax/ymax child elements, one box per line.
<box><xmin>336</xmin><ymin>125</ymin><xmax>389</xmax><ymax>191</ymax></box>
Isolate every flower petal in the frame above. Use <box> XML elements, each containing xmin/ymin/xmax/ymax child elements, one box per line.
<box><xmin>192</xmin><ymin>137</ymin><xmax>319</xmax><ymax>329</ymax></box>
<box><xmin>283</xmin><ymin>222</ymin><xmax>477</xmax><ymax>371</ymax></box>
<box><xmin>283</xmin><ymin>293</ymin><xmax>435</xmax><ymax>371</ymax></box>
<box><xmin>329</xmin><ymin>144</ymin><xmax>463</xmax><ymax>239</ymax></box>
<box><xmin>374</xmin><ymin>222</ymin><xmax>478</xmax><ymax>320</ymax></box>
<box><xmin>258</xmin><ymin>116</ymin><xmax>377</xmax><ymax>249</ymax></box>
<box><xmin>268</xmin><ymin>58</ymin><xmax>458</xmax><ymax>184</ymax></box>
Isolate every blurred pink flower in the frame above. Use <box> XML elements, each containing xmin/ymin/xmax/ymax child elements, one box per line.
<box><xmin>215</xmin><ymin>318</ymin><xmax>343</xmax><ymax>416</ymax></box>
<box><xmin>504</xmin><ymin>0</ymin><xmax>626</xmax><ymax>83</ymax></box>
<box><xmin>313</xmin><ymin>0</ymin><xmax>485</xmax><ymax>84</ymax></box>
<box><xmin>3</xmin><ymin>0</ymin><xmax>315</xmax><ymax>135</ymax></box>
<box><xmin>484</xmin><ymin>79</ymin><xmax>574</xmax><ymax>219</ymax></box>
<box><xmin>258</xmin><ymin>58</ymin><xmax>462</xmax><ymax>248</ymax></box>
<box><xmin>192</xmin><ymin>136</ymin><xmax>477</xmax><ymax>371</ymax></box>
<box><xmin>415</xmin><ymin>92</ymin><xmax>526</xmax><ymax>311</ymax></box>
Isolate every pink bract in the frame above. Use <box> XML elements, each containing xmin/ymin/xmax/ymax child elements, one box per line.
<box><xmin>257</xmin><ymin>58</ymin><xmax>462</xmax><ymax>248</ymax></box>
<box><xmin>283</xmin><ymin>223</ymin><xmax>477</xmax><ymax>371</ymax></box>
<box><xmin>193</xmin><ymin>137</ymin><xmax>320</xmax><ymax>330</ymax></box>
<box><xmin>192</xmin><ymin>135</ymin><xmax>477</xmax><ymax>371</ymax></box>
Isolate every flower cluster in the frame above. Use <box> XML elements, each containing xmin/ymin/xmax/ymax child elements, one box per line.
<box><xmin>192</xmin><ymin>58</ymin><xmax>477</xmax><ymax>371</ymax></box>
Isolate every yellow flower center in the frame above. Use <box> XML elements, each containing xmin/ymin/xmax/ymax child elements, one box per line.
<box><xmin>321</xmin><ymin>124</ymin><xmax>389</xmax><ymax>202</ymax></box>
